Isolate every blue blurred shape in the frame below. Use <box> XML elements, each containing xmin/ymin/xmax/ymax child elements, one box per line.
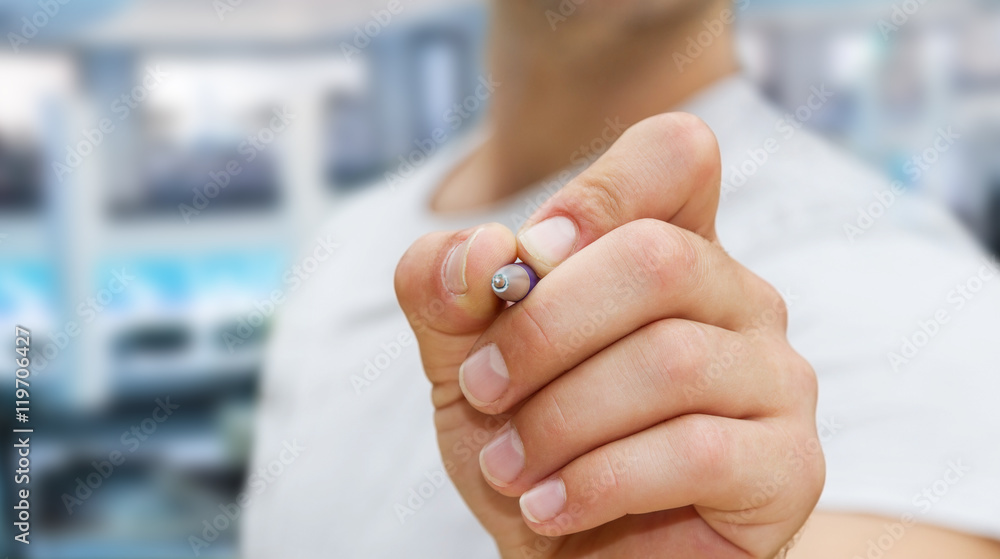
<box><xmin>0</xmin><ymin>0</ymin><xmax>131</xmax><ymax>39</ymax></box>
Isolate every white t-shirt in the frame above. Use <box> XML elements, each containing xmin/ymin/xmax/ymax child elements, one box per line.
<box><xmin>241</xmin><ymin>76</ymin><xmax>1000</xmax><ymax>558</ymax></box>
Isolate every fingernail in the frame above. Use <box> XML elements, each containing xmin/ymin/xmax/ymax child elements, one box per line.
<box><xmin>479</xmin><ymin>422</ymin><xmax>524</xmax><ymax>487</ymax></box>
<box><xmin>443</xmin><ymin>228</ymin><xmax>483</xmax><ymax>295</ymax></box>
<box><xmin>459</xmin><ymin>344</ymin><xmax>509</xmax><ymax>406</ymax></box>
<box><xmin>518</xmin><ymin>216</ymin><xmax>578</xmax><ymax>266</ymax></box>
<box><xmin>520</xmin><ymin>478</ymin><xmax>566</xmax><ymax>524</ymax></box>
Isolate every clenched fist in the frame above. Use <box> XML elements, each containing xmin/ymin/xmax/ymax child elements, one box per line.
<box><xmin>395</xmin><ymin>113</ymin><xmax>824</xmax><ymax>558</ymax></box>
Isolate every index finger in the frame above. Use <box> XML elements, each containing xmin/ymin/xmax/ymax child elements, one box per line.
<box><xmin>516</xmin><ymin>112</ymin><xmax>721</xmax><ymax>276</ymax></box>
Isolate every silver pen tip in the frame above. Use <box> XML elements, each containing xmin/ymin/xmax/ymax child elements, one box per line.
<box><xmin>492</xmin><ymin>274</ymin><xmax>508</xmax><ymax>291</ymax></box>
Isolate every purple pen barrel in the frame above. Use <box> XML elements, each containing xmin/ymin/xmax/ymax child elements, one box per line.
<box><xmin>491</xmin><ymin>263</ymin><xmax>539</xmax><ymax>303</ymax></box>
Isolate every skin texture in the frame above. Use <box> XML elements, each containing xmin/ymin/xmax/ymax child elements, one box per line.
<box><xmin>398</xmin><ymin>1</ymin><xmax>1000</xmax><ymax>557</ymax></box>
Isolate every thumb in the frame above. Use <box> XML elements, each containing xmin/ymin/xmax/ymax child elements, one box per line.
<box><xmin>395</xmin><ymin>223</ymin><xmax>517</xmax><ymax>405</ymax></box>
<box><xmin>397</xmin><ymin>224</ymin><xmax>549</xmax><ymax>552</ymax></box>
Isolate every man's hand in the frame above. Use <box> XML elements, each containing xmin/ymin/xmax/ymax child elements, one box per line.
<box><xmin>395</xmin><ymin>113</ymin><xmax>824</xmax><ymax>558</ymax></box>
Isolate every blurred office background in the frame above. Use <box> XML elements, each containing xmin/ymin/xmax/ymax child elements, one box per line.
<box><xmin>0</xmin><ymin>0</ymin><xmax>998</xmax><ymax>557</ymax></box>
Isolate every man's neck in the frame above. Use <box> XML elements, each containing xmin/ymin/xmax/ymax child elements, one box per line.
<box><xmin>432</xmin><ymin>3</ymin><xmax>738</xmax><ymax>213</ymax></box>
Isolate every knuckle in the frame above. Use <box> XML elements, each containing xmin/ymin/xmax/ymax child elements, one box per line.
<box><xmin>634</xmin><ymin>112</ymin><xmax>721</xmax><ymax>183</ymax></box>
<box><xmin>683</xmin><ymin>113</ymin><xmax>721</xmax><ymax>156</ymax></box>
<box><xmin>566</xmin><ymin>169</ymin><xmax>630</xmax><ymax>230</ymax></box>
<box><xmin>808</xmin><ymin>442</ymin><xmax>827</xmax><ymax>497</ymax></box>
<box><xmin>788</xmin><ymin>352</ymin><xmax>819</xmax><ymax>408</ymax></box>
<box><xmin>642</xmin><ymin>320</ymin><xmax>711</xmax><ymax>390</ymax></box>
<box><xmin>762</xmin><ymin>342</ymin><xmax>818</xmax><ymax>414</ymax></box>
<box><xmin>805</xmin><ymin>436</ymin><xmax>826</xmax><ymax>482</ymax></box>
<box><xmin>633</xmin><ymin>111</ymin><xmax>709</xmax><ymax>143</ymax></box>
<box><xmin>620</xmin><ymin>219</ymin><xmax>702</xmax><ymax>293</ymax></box>
<box><xmin>743</xmin><ymin>277</ymin><xmax>788</xmax><ymax>337</ymax></box>
<box><xmin>682</xmin><ymin>416</ymin><xmax>732</xmax><ymax>483</ymax></box>
<box><xmin>763</xmin><ymin>282</ymin><xmax>790</xmax><ymax>331</ymax></box>
<box><xmin>671</xmin><ymin>113</ymin><xmax>721</xmax><ymax>181</ymax></box>
<box><xmin>790</xmin><ymin>422</ymin><xmax>827</xmax><ymax>506</ymax></box>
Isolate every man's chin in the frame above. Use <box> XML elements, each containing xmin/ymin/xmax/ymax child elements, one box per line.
<box><xmin>514</xmin><ymin>0</ymin><xmax>723</xmax><ymax>35</ymax></box>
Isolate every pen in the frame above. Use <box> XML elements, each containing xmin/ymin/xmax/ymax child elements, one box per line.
<box><xmin>491</xmin><ymin>263</ymin><xmax>539</xmax><ymax>303</ymax></box>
